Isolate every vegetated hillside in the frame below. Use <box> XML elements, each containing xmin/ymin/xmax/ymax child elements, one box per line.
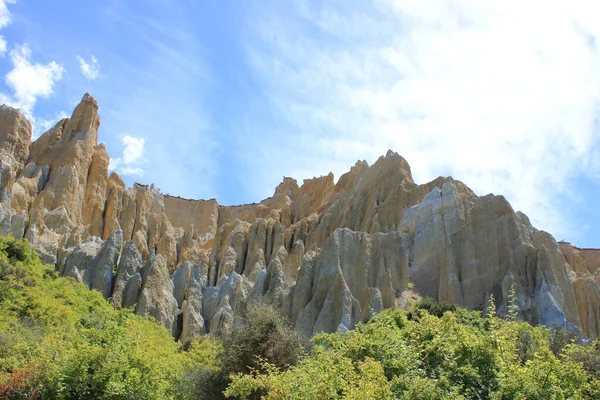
<box><xmin>1</xmin><ymin>94</ymin><xmax>599</xmax><ymax>342</ymax></box>
<box><xmin>1</xmin><ymin>236</ymin><xmax>600</xmax><ymax>399</ymax></box>
<box><xmin>0</xmin><ymin>235</ymin><xmax>221</xmax><ymax>399</ymax></box>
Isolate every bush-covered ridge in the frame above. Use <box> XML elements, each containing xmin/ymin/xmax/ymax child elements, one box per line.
<box><xmin>1</xmin><ymin>236</ymin><xmax>600</xmax><ymax>399</ymax></box>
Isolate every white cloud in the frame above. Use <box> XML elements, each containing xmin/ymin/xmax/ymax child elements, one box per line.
<box><xmin>119</xmin><ymin>166</ymin><xmax>144</xmax><ymax>177</ymax></box>
<box><xmin>0</xmin><ymin>1</ymin><xmax>66</xmax><ymax>136</ymax></box>
<box><xmin>77</xmin><ymin>55</ymin><xmax>100</xmax><ymax>80</ymax></box>
<box><xmin>121</xmin><ymin>135</ymin><xmax>144</xmax><ymax>164</ymax></box>
<box><xmin>1</xmin><ymin>45</ymin><xmax>64</xmax><ymax>115</ymax></box>
<box><xmin>0</xmin><ymin>0</ymin><xmax>14</xmax><ymax>29</ymax></box>
<box><xmin>242</xmin><ymin>0</ymin><xmax>600</xmax><ymax>240</ymax></box>
<box><xmin>0</xmin><ymin>0</ymin><xmax>16</xmax><ymax>56</ymax></box>
<box><xmin>109</xmin><ymin>135</ymin><xmax>145</xmax><ymax>177</ymax></box>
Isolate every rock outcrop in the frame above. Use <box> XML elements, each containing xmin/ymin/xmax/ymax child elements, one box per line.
<box><xmin>290</xmin><ymin>228</ymin><xmax>409</xmax><ymax>336</ymax></box>
<box><xmin>0</xmin><ymin>94</ymin><xmax>598</xmax><ymax>341</ymax></box>
<box><xmin>558</xmin><ymin>243</ymin><xmax>600</xmax><ymax>338</ymax></box>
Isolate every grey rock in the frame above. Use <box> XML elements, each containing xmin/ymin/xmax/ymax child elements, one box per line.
<box><xmin>59</xmin><ymin>236</ymin><xmax>103</xmax><ymax>279</ymax></box>
<box><xmin>209</xmin><ymin>295</ymin><xmax>233</xmax><ymax>337</ymax></box>
<box><xmin>292</xmin><ymin>228</ymin><xmax>409</xmax><ymax>336</ymax></box>
<box><xmin>122</xmin><ymin>273</ymin><xmax>142</xmax><ymax>309</ymax></box>
<box><xmin>399</xmin><ymin>181</ymin><xmax>581</xmax><ymax>330</ymax></box>
<box><xmin>112</xmin><ymin>240</ymin><xmax>143</xmax><ymax>308</ymax></box>
<box><xmin>90</xmin><ymin>229</ymin><xmax>122</xmax><ymax>298</ymax></box>
<box><xmin>263</xmin><ymin>246</ymin><xmax>290</xmax><ymax>308</ymax></box>
<box><xmin>10</xmin><ymin>214</ymin><xmax>25</xmax><ymax>240</ymax></box>
<box><xmin>0</xmin><ymin>160</ymin><xmax>11</xmax><ymax>191</ymax></box>
<box><xmin>63</xmin><ymin>263</ymin><xmax>83</xmax><ymax>283</ymax></box>
<box><xmin>0</xmin><ymin>188</ymin><xmax>11</xmax><ymax>236</ymax></box>
<box><xmin>0</xmin><ymin>161</ymin><xmax>13</xmax><ymax>235</ymax></box>
<box><xmin>173</xmin><ymin>261</ymin><xmax>193</xmax><ymax>308</ymax></box>
<box><xmin>173</xmin><ymin>261</ymin><xmax>208</xmax><ymax>341</ymax></box>
<box><xmin>44</xmin><ymin>207</ymin><xmax>74</xmax><ymax>235</ymax></box>
<box><xmin>136</xmin><ymin>254</ymin><xmax>179</xmax><ymax>335</ymax></box>
<box><xmin>25</xmin><ymin>223</ymin><xmax>60</xmax><ymax>266</ymax></box>
<box><xmin>203</xmin><ymin>272</ymin><xmax>251</xmax><ymax>334</ymax></box>
<box><xmin>59</xmin><ymin>230</ymin><xmax>122</xmax><ymax>299</ymax></box>
<box><xmin>181</xmin><ymin>300</ymin><xmax>206</xmax><ymax>342</ymax></box>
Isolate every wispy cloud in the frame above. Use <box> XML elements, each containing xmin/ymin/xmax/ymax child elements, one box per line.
<box><xmin>77</xmin><ymin>55</ymin><xmax>100</xmax><ymax>80</ymax></box>
<box><xmin>0</xmin><ymin>0</ymin><xmax>15</xmax><ymax>55</ymax></box>
<box><xmin>98</xmin><ymin>1</ymin><xmax>218</xmax><ymax>198</ymax></box>
<box><xmin>0</xmin><ymin>0</ymin><xmax>14</xmax><ymax>27</ymax></box>
<box><xmin>240</xmin><ymin>0</ymin><xmax>600</xmax><ymax>240</ymax></box>
<box><xmin>109</xmin><ymin>135</ymin><xmax>145</xmax><ymax>177</ymax></box>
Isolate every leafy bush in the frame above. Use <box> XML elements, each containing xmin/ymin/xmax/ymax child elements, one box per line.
<box><xmin>221</xmin><ymin>302</ymin><xmax>310</xmax><ymax>374</ymax></box>
<box><xmin>0</xmin><ymin>364</ymin><xmax>41</xmax><ymax>399</ymax></box>
<box><xmin>550</xmin><ymin>323</ymin><xmax>582</xmax><ymax>356</ymax></box>
<box><xmin>179</xmin><ymin>301</ymin><xmax>311</xmax><ymax>399</ymax></box>
<box><xmin>407</xmin><ymin>297</ymin><xmax>457</xmax><ymax>319</ymax></box>
<box><xmin>564</xmin><ymin>340</ymin><xmax>600</xmax><ymax>380</ymax></box>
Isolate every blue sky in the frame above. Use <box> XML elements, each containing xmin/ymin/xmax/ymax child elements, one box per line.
<box><xmin>0</xmin><ymin>0</ymin><xmax>599</xmax><ymax>247</ymax></box>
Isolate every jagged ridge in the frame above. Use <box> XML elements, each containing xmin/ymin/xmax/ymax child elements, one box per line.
<box><xmin>0</xmin><ymin>94</ymin><xmax>599</xmax><ymax>341</ymax></box>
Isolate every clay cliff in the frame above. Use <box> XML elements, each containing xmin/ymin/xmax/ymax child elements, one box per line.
<box><xmin>0</xmin><ymin>94</ymin><xmax>599</xmax><ymax>341</ymax></box>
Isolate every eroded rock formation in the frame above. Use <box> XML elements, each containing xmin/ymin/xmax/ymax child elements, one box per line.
<box><xmin>0</xmin><ymin>94</ymin><xmax>598</xmax><ymax>340</ymax></box>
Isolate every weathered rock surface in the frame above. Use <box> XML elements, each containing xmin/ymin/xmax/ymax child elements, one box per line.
<box><xmin>291</xmin><ymin>228</ymin><xmax>409</xmax><ymax>336</ymax></box>
<box><xmin>559</xmin><ymin>243</ymin><xmax>600</xmax><ymax>338</ymax></box>
<box><xmin>0</xmin><ymin>94</ymin><xmax>599</xmax><ymax>340</ymax></box>
<box><xmin>112</xmin><ymin>239</ymin><xmax>143</xmax><ymax>309</ymax></box>
<box><xmin>83</xmin><ymin>144</ymin><xmax>109</xmax><ymax>237</ymax></box>
<box><xmin>0</xmin><ymin>105</ymin><xmax>31</xmax><ymax>190</ymax></box>
<box><xmin>136</xmin><ymin>253</ymin><xmax>179</xmax><ymax>335</ymax></box>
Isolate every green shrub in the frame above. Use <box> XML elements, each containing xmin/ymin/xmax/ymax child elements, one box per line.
<box><xmin>550</xmin><ymin>323</ymin><xmax>582</xmax><ymax>356</ymax></box>
<box><xmin>178</xmin><ymin>301</ymin><xmax>310</xmax><ymax>399</ymax></box>
<box><xmin>0</xmin><ymin>236</ymin><xmax>30</xmax><ymax>262</ymax></box>
<box><xmin>407</xmin><ymin>297</ymin><xmax>458</xmax><ymax>319</ymax></box>
<box><xmin>564</xmin><ymin>340</ymin><xmax>600</xmax><ymax>380</ymax></box>
<box><xmin>220</xmin><ymin>302</ymin><xmax>310</xmax><ymax>374</ymax></box>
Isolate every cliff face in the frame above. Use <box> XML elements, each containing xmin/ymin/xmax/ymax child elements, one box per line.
<box><xmin>1</xmin><ymin>94</ymin><xmax>598</xmax><ymax>340</ymax></box>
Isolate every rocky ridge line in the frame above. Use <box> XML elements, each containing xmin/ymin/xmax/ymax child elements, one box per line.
<box><xmin>0</xmin><ymin>94</ymin><xmax>598</xmax><ymax>341</ymax></box>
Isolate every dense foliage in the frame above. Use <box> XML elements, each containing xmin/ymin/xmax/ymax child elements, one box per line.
<box><xmin>1</xmin><ymin>235</ymin><xmax>600</xmax><ymax>399</ymax></box>
<box><xmin>226</xmin><ymin>303</ymin><xmax>600</xmax><ymax>399</ymax></box>
<box><xmin>178</xmin><ymin>301</ymin><xmax>310</xmax><ymax>399</ymax></box>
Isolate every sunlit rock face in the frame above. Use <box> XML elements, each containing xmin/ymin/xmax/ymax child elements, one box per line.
<box><xmin>0</xmin><ymin>93</ymin><xmax>598</xmax><ymax>340</ymax></box>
